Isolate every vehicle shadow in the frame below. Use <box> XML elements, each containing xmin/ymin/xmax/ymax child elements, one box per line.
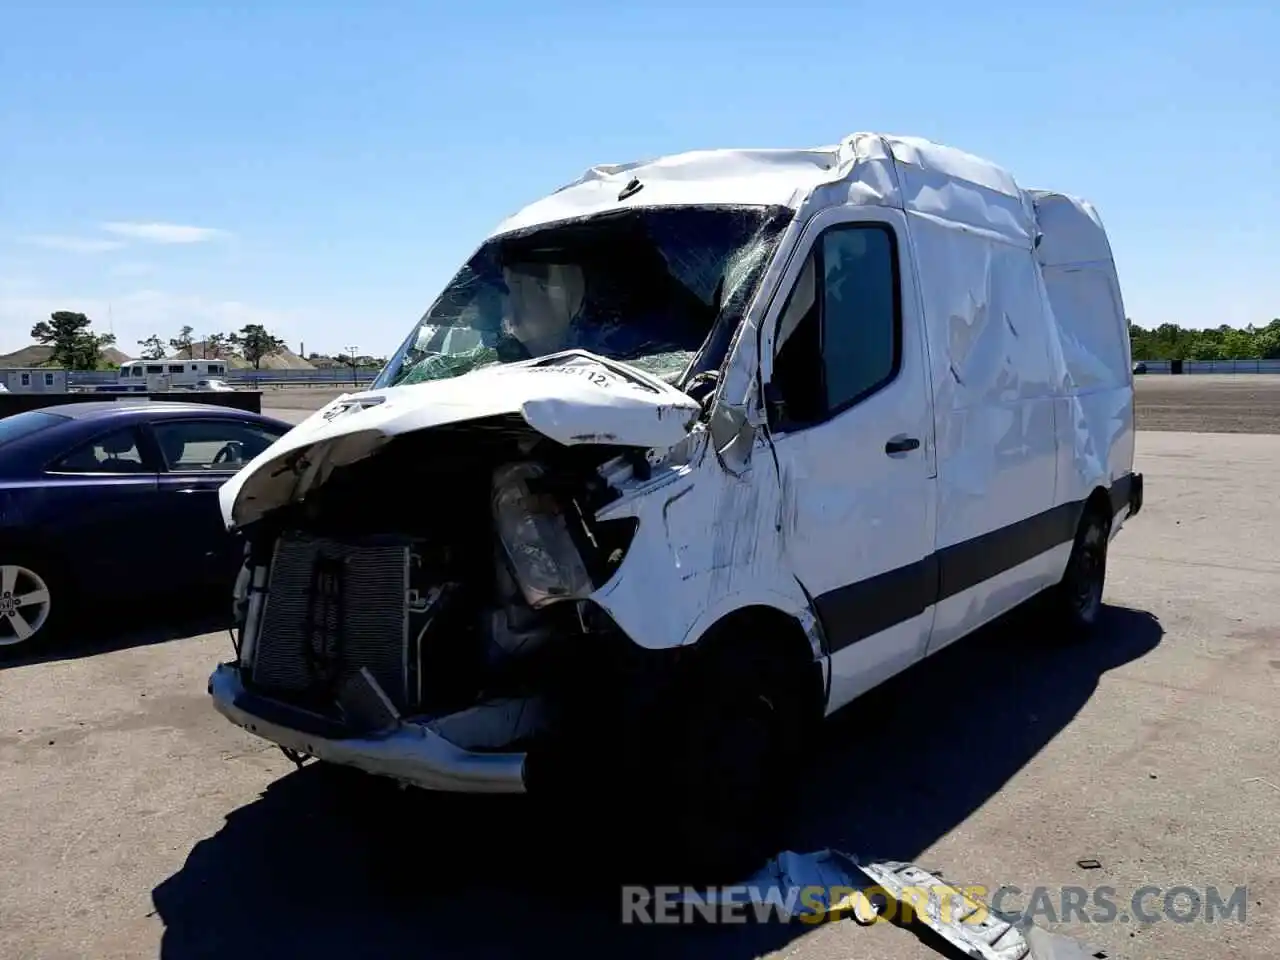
<box><xmin>0</xmin><ymin>594</ymin><xmax>230</xmax><ymax>670</ymax></box>
<box><xmin>152</xmin><ymin>603</ymin><xmax>1163</xmax><ymax>960</ymax></box>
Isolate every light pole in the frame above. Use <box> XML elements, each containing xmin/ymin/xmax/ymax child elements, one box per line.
<box><xmin>344</xmin><ymin>345</ymin><xmax>359</xmax><ymax>385</ymax></box>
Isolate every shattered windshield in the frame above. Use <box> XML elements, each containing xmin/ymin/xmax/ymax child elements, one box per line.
<box><xmin>374</xmin><ymin>204</ymin><xmax>793</xmax><ymax>389</ymax></box>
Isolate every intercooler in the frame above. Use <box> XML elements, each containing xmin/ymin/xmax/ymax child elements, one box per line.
<box><xmin>250</xmin><ymin>532</ymin><xmax>414</xmax><ymax>710</ymax></box>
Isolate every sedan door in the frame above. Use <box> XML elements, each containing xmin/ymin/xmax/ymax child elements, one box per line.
<box><xmin>146</xmin><ymin>417</ymin><xmax>289</xmax><ymax>586</ymax></box>
<box><xmin>40</xmin><ymin>424</ymin><xmax>164</xmax><ymax>596</ymax></box>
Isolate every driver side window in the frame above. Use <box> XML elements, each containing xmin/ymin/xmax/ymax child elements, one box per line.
<box><xmin>771</xmin><ymin>222</ymin><xmax>901</xmax><ymax>428</ymax></box>
<box><xmin>152</xmin><ymin>419</ymin><xmax>284</xmax><ymax>472</ymax></box>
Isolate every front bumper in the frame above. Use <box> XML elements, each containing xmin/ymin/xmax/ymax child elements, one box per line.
<box><xmin>208</xmin><ymin>663</ymin><xmax>528</xmax><ymax>794</ymax></box>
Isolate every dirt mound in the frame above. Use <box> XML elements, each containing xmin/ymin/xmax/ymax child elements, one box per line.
<box><xmin>0</xmin><ymin>344</ymin><xmax>133</xmax><ymax>368</ymax></box>
<box><xmin>257</xmin><ymin>348</ymin><xmax>314</xmax><ymax>370</ymax></box>
<box><xmin>166</xmin><ymin>342</ymin><xmax>315</xmax><ymax>370</ymax></box>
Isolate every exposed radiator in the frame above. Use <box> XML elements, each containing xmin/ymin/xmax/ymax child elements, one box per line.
<box><xmin>251</xmin><ymin>532</ymin><xmax>412</xmax><ymax>709</ymax></box>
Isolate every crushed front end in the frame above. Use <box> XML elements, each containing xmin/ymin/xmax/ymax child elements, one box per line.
<box><xmin>208</xmin><ymin>200</ymin><xmax>796</xmax><ymax>799</ymax></box>
<box><xmin>209</xmin><ymin>414</ymin><xmax>656</xmax><ymax>794</ymax></box>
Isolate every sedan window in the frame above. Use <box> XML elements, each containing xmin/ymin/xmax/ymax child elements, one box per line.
<box><xmin>152</xmin><ymin>420</ymin><xmax>284</xmax><ymax>472</ymax></box>
<box><xmin>53</xmin><ymin>428</ymin><xmax>148</xmax><ymax>473</ymax></box>
<box><xmin>0</xmin><ymin>410</ymin><xmax>70</xmax><ymax>448</ymax></box>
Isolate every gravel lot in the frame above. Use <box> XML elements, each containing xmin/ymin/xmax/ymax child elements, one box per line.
<box><xmin>2</xmin><ymin>380</ymin><xmax>1277</xmax><ymax>960</ymax></box>
<box><xmin>1134</xmin><ymin>374</ymin><xmax>1280</xmax><ymax>433</ymax></box>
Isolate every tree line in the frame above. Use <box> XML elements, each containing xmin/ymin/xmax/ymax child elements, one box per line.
<box><xmin>135</xmin><ymin>323</ymin><xmax>286</xmax><ymax>369</ymax></box>
<box><xmin>29</xmin><ymin>312</ymin><xmax>289</xmax><ymax>370</ymax></box>
<box><xmin>1129</xmin><ymin>319</ymin><xmax>1280</xmax><ymax>361</ymax></box>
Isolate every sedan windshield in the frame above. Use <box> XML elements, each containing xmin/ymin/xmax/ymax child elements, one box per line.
<box><xmin>375</xmin><ymin>204</ymin><xmax>793</xmax><ymax>389</ymax></box>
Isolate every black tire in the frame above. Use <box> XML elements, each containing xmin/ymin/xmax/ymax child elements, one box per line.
<box><xmin>523</xmin><ymin>633</ymin><xmax>811</xmax><ymax>886</ymax></box>
<box><xmin>671</xmin><ymin>686</ymin><xmax>789</xmax><ymax>882</ymax></box>
<box><xmin>1048</xmin><ymin>504</ymin><xmax>1112</xmax><ymax>638</ymax></box>
<box><xmin>636</xmin><ymin>647</ymin><xmax>805</xmax><ymax>885</ymax></box>
<box><xmin>0</xmin><ymin>550</ymin><xmax>65</xmax><ymax>655</ymax></box>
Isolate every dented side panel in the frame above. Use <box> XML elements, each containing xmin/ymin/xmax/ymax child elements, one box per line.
<box><xmin>1033</xmin><ymin>192</ymin><xmax>1136</xmax><ymax>528</ymax></box>
<box><xmin>911</xmin><ymin>211</ymin><xmax>1064</xmax><ymax>651</ymax></box>
<box><xmin>590</xmin><ymin>431</ymin><xmax>816</xmax><ymax>653</ymax></box>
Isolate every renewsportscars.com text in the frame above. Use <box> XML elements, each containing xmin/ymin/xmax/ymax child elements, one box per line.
<box><xmin>621</xmin><ymin>883</ymin><xmax>1249</xmax><ymax>926</ymax></box>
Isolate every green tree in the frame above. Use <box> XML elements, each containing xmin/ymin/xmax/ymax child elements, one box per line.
<box><xmin>169</xmin><ymin>325</ymin><xmax>195</xmax><ymax>359</ymax></box>
<box><xmin>1257</xmin><ymin>320</ymin><xmax>1280</xmax><ymax>360</ymax></box>
<box><xmin>1128</xmin><ymin>318</ymin><xmax>1280</xmax><ymax>362</ymax></box>
<box><xmin>202</xmin><ymin>332</ymin><xmax>231</xmax><ymax>359</ymax></box>
<box><xmin>1186</xmin><ymin>337</ymin><xmax>1223</xmax><ymax>361</ymax></box>
<box><xmin>229</xmin><ymin>323</ymin><xmax>286</xmax><ymax>370</ymax></box>
<box><xmin>31</xmin><ymin>311</ymin><xmax>117</xmax><ymax>370</ymax></box>
<box><xmin>137</xmin><ymin>334</ymin><xmax>167</xmax><ymax>360</ymax></box>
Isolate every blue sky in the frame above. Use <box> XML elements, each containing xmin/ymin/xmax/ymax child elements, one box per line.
<box><xmin>2</xmin><ymin>0</ymin><xmax>1276</xmax><ymax>359</ymax></box>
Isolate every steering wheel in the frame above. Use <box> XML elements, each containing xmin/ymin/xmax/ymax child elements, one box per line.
<box><xmin>212</xmin><ymin>441</ymin><xmax>243</xmax><ymax>467</ymax></box>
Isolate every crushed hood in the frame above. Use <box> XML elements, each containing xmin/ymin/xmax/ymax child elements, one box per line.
<box><xmin>218</xmin><ymin>350</ymin><xmax>701</xmax><ymax>529</ymax></box>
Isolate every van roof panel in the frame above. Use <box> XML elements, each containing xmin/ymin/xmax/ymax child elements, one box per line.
<box><xmin>490</xmin><ymin>132</ymin><xmax>1042</xmax><ymax>247</ymax></box>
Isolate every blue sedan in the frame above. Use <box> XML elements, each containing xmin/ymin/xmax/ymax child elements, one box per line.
<box><xmin>0</xmin><ymin>401</ymin><xmax>292</xmax><ymax>650</ymax></box>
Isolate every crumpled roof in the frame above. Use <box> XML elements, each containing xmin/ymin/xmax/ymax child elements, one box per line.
<box><xmin>490</xmin><ymin>132</ymin><xmax>1041</xmax><ymax>248</ymax></box>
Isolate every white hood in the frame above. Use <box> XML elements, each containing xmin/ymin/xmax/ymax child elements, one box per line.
<box><xmin>219</xmin><ymin>350</ymin><xmax>701</xmax><ymax>529</ymax></box>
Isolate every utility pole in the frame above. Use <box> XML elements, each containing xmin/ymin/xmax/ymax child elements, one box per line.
<box><xmin>344</xmin><ymin>344</ymin><xmax>359</xmax><ymax>385</ymax></box>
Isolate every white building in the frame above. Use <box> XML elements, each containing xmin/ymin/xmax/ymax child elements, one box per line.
<box><xmin>1</xmin><ymin>368</ymin><xmax>68</xmax><ymax>393</ymax></box>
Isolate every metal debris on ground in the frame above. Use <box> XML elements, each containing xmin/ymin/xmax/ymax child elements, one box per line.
<box><xmin>675</xmin><ymin>849</ymin><xmax>1104</xmax><ymax>960</ymax></box>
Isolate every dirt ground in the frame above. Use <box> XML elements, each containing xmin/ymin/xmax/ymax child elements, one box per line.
<box><xmin>262</xmin><ymin>375</ymin><xmax>1280</xmax><ymax>435</ymax></box>
<box><xmin>1133</xmin><ymin>375</ymin><xmax>1280</xmax><ymax>434</ymax></box>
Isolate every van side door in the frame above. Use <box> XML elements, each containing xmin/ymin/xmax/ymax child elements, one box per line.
<box><xmin>759</xmin><ymin>205</ymin><xmax>938</xmax><ymax>714</ymax></box>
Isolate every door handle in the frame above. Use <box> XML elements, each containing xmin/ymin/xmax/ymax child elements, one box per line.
<box><xmin>884</xmin><ymin>435</ymin><xmax>920</xmax><ymax>455</ymax></box>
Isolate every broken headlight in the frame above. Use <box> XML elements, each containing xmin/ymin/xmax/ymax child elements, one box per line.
<box><xmin>491</xmin><ymin>462</ymin><xmax>594</xmax><ymax>608</ymax></box>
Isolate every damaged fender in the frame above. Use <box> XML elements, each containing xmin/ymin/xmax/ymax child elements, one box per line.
<box><xmin>587</xmin><ymin>420</ymin><xmax>820</xmax><ymax>656</ymax></box>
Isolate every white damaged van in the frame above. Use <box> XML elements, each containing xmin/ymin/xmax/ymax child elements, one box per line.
<box><xmin>210</xmin><ymin>132</ymin><xmax>1143</xmax><ymax>875</ymax></box>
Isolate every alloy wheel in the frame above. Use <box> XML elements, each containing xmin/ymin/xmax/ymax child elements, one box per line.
<box><xmin>0</xmin><ymin>564</ymin><xmax>53</xmax><ymax>646</ymax></box>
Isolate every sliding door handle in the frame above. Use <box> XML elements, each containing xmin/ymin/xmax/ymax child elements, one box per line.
<box><xmin>885</xmin><ymin>435</ymin><xmax>920</xmax><ymax>455</ymax></box>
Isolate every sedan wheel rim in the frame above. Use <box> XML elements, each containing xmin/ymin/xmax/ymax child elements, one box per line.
<box><xmin>0</xmin><ymin>565</ymin><xmax>52</xmax><ymax>646</ymax></box>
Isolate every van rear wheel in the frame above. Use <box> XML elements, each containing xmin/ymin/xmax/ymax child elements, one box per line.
<box><xmin>1049</xmin><ymin>505</ymin><xmax>1111</xmax><ymax>638</ymax></box>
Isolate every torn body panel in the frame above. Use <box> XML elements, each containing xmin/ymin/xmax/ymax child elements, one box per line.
<box><xmin>589</xmin><ymin>425</ymin><xmax>815</xmax><ymax>654</ymax></box>
<box><xmin>218</xmin><ymin>350</ymin><xmax>701</xmax><ymax>530</ymax></box>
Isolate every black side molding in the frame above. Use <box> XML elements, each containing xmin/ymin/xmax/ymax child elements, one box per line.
<box><xmin>816</xmin><ymin>472</ymin><xmax>1144</xmax><ymax>655</ymax></box>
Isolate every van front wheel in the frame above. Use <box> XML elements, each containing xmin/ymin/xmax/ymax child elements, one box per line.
<box><xmin>1049</xmin><ymin>506</ymin><xmax>1111</xmax><ymax>637</ymax></box>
